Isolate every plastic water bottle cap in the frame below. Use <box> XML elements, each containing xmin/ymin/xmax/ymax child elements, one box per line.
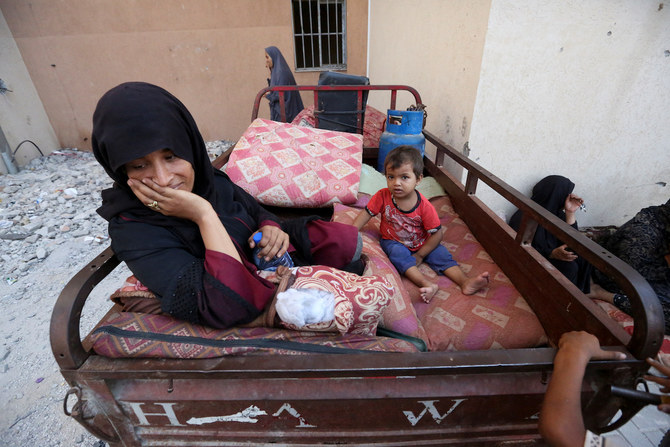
<box><xmin>253</xmin><ymin>232</ymin><xmax>262</xmax><ymax>244</ymax></box>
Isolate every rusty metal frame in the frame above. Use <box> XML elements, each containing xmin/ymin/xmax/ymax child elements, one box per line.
<box><xmin>49</xmin><ymin>85</ymin><xmax>662</xmax><ymax>446</ymax></box>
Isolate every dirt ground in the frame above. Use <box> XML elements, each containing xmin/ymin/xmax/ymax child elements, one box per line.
<box><xmin>0</xmin><ymin>152</ymin><xmax>114</xmax><ymax>446</ymax></box>
<box><xmin>0</xmin><ymin>235</ymin><xmax>129</xmax><ymax>446</ymax></box>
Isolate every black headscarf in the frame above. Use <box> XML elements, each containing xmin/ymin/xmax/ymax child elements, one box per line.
<box><xmin>509</xmin><ymin>175</ymin><xmax>576</xmax><ymax>258</ymax></box>
<box><xmin>265</xmin><ymin>46</ymin><xmax>304</xmax><ymax>122</ymax></box>
<box><xmin>93</xmin><ymin>82</ymin><xmax>214</xmax><ymax>216</ymax></box>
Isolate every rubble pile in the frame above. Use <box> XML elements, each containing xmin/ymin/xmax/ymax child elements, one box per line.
<box><xmin>0</xmin><ymin>150</ymin><xmax>109</xmax><ymax>283</ymax></box>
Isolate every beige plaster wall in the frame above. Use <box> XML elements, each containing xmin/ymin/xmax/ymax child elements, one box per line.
<box><xmin>0</xmin><ymin>0</ymin><xmax>368</xmax><ymax>153</ymax></box>
<box><xmin>367</xmin><ymin>0</ymin><xmax>491</xmax><ymax>167</ymax></box>
<box><xmin>470</xmin><ymin>1</ymin><xmax>670</xmax><ymax>226</ymax></box>
<box><xmin>0</xmin><ymin>8</ymin><xmax>58</xmax><ymax>170</ymax></box>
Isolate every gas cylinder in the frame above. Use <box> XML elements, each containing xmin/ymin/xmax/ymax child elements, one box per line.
<box><xmin>377</xmin><ymin>109</ymin><xmax>426</xmax><ymax>173</ymax></box>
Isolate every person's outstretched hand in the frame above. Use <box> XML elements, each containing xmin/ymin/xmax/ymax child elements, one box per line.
<box><xmin>644</xmin><ymin>357</ymin><xmax>670</xmax><ymax>414</ymax></box>
<box><xmin>539</xmin><ymin>331</ymin><xmax>626</xmax><ymax>447</ymax></box>
<box><xmin>557</xmin><ymin>331</ymin><xmax>627</xmax><ymax>362</ymax></box>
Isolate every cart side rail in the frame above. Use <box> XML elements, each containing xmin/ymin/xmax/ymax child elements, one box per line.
<box><xmin>50</xmin><ymin>246</ymin><xmax>120</xmax><ymax>370</ymax></box>
<box><xmin>422</xmin><ymin>129</ymin><xmax>663</xmax><ymax>360</ymax></box>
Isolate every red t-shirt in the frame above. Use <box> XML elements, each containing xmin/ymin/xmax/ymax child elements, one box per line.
<box><xmin>366</xmin><ymin>189</ymin><xmax>441</xmax><ymax>250</ymax></box>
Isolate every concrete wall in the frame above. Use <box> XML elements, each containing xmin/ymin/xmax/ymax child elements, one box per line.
<box><xmin>470</xmin><ymin>1</ymin><xmax>670</xmax><ymax>226</ymax></box>
<box><xmin>0</xmin><ymin>0</ymin><xmax>369</xmax><ymax>153</ymax></box>
<box><xmin>0</xmin><ymin>8</ymin><xmax>59</xmax><ymax>170</ymax></box>
<box><xmin>367</xmin><ymin>0</ymin><xmax>491</xmax><ymax>170</ymax></box>
<box><xmin>368</xmin><ymin>0</ymin><xmax>669</xmax><ymax>227</ymax></box>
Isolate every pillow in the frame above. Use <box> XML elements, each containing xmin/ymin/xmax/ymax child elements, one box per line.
<box><xmin>109</xmin><ymin>275</ymin><xmax>164</xmax><ymax>315</ymax></box>
<box><xmin>332</xmin><ymin>203</ymin><xmax>429</xmax><ymax>342</ymax></box>
<box><xmin>109</xmin><ymin>266</ymin><xmax>392</xmax><ymax>337</ymax></box>
<box><xmin>350</xmin><ymin>192</ymin><xmax>371</xmax><ymax>210</ymax></box>
<box><xmin>358</xmin><ymin>163</ymin><xmax>387</xmax><ymax>196</ymax></box>
<box><xmin>277</xmin><ymin>265</ymin><xmax>393</xmax><ymax>336</ymax></box>
<box><xmin>226</xmin><ymin>118</ymin><xmax>363</xmax><ymax>208</ymax></box>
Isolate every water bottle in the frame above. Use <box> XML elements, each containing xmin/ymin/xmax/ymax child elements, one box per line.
<box><xmin>252</xmin><ymin>232</ymin><xmax>294</xmax><ymax>271</ymax></box>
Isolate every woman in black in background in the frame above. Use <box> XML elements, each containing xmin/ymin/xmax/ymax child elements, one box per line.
<box><xmin>509</xmin><ymin>175</ymin><xmax>591</xmax><ymax>293</ymax></box>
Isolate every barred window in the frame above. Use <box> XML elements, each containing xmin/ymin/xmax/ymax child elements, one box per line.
<box><xmin>292</xmin><ymin>0</ymin><xmax>347</xmax><ymax>71</ymax></box>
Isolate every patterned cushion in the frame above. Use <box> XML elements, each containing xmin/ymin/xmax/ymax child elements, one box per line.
<box><xmin>278</xmin><ymin>266</ymin><xmax>393</xmax><ymax>336</ymax></box>
<box><xmin>88</xmin><ymin>311</ymin><xmax>419</xmax><ymax>358</ymax></box>
<box><xmin>109</xmin><ymin>275</ymin><xmax>164</xmax><ymax>314</ymax></box>
<box><xmin>110</xmin><ymin>266</ymin><xmax>392</xmax><ymax>337</ymax></box>
<box><xmin>226</xmin><ymin>118</ymin><xmax>362</xmax><ymax>208</ymax></box>
<box><xmin>292</xmin><ymin>105</ymin><xmax>387</xmax><ymax>149</ymax></box>
<box><xmin>333</xmin><ymin>196</ymin><xmax>548</xmax><ymax>351</ymax></box>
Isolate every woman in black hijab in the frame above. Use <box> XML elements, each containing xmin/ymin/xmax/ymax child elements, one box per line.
<box><xmin>509</xmin><ymin>175</ymin><xmax>592</xmax><ymax>293</ymax></box>
<box><xmin>265</xmin><ymin>46</ymin><xmax>304</xmax><ymax>122</ymax></box>
<box><xmin>92</xmin><ymin>82</ymin><xmax>360</xmax><ymax>329</ymax></box>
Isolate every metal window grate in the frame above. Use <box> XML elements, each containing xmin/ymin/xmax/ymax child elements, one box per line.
<box><xmin>292</xmin><ymin>0</ymin><xmax>347</xmax><ymax>71</ymax></box>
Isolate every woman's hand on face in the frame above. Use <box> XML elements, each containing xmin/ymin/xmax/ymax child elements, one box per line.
<box><xmin>128</xmin><ymin>178</ymin><xmax>212</xmax><ymax>222</ymax></box>
<box><xmin>249</xmin><ymin>225</ymin><xmax>290</xmax><ymax>261</ymax></box>
<box><xmin>564</xmin><ymin>193</ymin><xmax>584</xmax><ymax>214</ymax></box>
<box><xmin>551</xmin><ymin>244</ymin><xmax>578</xmax><ymax>262</ymax></box>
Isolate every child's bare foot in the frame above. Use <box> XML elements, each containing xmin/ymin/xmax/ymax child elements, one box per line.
<box><xmin>462</xmin><ymin>272</ymin><xmax>490</xmax><ymax>295</ymax></box>
<box><xmin>420</xmin><ymin>284</ymin><xmax>439</xmax><ymax>303</ymax></box>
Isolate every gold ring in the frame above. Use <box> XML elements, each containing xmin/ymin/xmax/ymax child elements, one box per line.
<box><xmin>147</xmin><ymin>200</ymin><xmax>160</xmax><ymax>210</ymax></box>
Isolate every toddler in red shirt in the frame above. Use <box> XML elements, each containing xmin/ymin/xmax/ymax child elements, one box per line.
<box><xmin>353</xmin><ymin>146</ymin><xmax>489</xmax><ymax>302</ymax></box>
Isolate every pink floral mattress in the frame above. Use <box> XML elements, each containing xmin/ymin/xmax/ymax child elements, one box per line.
<box><xmin>226</xmin><ymin>118</ymin><xmax>363</xmax><ymax>208</ymax></box>
<box><xmin>332</xmin><ymin>196</ymin><xmax>549</xmax><ymax>352</ymax></box>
